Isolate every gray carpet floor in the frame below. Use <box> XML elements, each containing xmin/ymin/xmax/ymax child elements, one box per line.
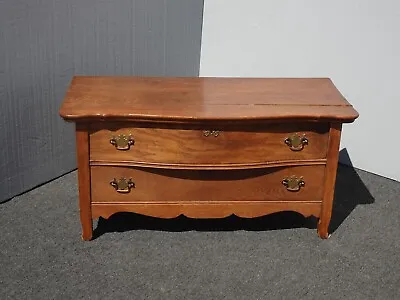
<box><xmin>1</xmin><ymin>165</ymin><xmax>399</xmax><ymax>299</ymax></box>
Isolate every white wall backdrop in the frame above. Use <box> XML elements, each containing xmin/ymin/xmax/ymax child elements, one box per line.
<box><xmin>200</xmin><ymin>0</ymin><xmax>400</xmax><ymax>181</ymax></box>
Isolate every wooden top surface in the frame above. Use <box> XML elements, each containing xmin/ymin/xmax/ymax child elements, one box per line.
<box><xmin>59</xmin><ymin>76</ymin><xmax>358</xmax><ymax>123</ymax></box>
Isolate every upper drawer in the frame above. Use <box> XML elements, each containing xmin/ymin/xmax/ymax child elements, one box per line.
<box><xmin>89</xmin><ymin>122</ymin><xmax>329</xmax><ymax>166</ymax></box>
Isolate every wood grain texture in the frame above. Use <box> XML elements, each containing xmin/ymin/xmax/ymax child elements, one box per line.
<box><xmin>90</xmin><ymin>165</ymin><xmax>325</xmax><ymax>203</ymax></box>
<box><xmin>318</xmin><ymin>123</ymin><xmax>342</xmax><ymax>239</ymax></box>
<box><xmin>59</xmin><ymin>77</ymin><xmax>359</xmax><ymax>122</ymax></box>
<box><xmin>75</xmin><ymin>124</ymin><xmax>92</xmax><ymax>241</ymax></box>
<box><xmin>92</xmin><ymin>202</ymin><xmax>322</xmax><ymax>220</ymax></box>
<box><xmin>89</xmin><ymin>122</ymin><xmax>329</xmax><ymax>165</ymax></box>
<box><xmin>59</xmin><ymin>77</ymin><xmax>358</xmax><ymax>240</ymax></box>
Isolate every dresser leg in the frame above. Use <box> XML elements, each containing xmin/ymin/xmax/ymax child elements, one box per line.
<box><xmin>76</xmin><ymin>123</ymin><xmax>93</xmax><ymax>241</ymax></box>
<box><xmin>318</xmin><ymin>123</ymin><xmax>342</xmax><ymax>239</ymax></box>
<box><xmin>317</xmin><ymin>220</ymin><xmax>330</xmax><ymax>239</ymax></box>
<box><xmin>81</xmin><ymin>216</ymin><xmax>93</xmax><ymax>241</ymax></box>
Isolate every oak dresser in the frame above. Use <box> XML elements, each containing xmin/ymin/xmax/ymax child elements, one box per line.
<box><xmin>59</xmin><ymin>77</ymin><xmax>358</xmax><ymax>240</ymax></box>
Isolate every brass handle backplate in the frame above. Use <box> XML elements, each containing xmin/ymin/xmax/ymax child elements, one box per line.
<box><xmin>110</xmin><ymin>178</ymin><xmax>135</xmax><ymax>193</ymax></box>
<box><xmin>282</xmin><ymin>176</ymin><xmax>305</xmax><ymax>192</ymax></box>
<box><xmin>110</xmin><ymin>134</ymin><xmax>134</xmax><ymax>150</ymax></box>
<box><xmin>203</xmin><ymin>130</ymin><xmax>220</xmax><ymax>137</ymax></box>
<box><xmin>284</xmin><ymin>133</ymin><xmax>308</xmax><ymax>151</ymax></box>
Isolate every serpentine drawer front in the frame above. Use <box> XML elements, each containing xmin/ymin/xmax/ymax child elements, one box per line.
<box><xmin>59</xmin><ymin>77</ymin><xmax>358</xmax><ymax>240</ymax></box>
<box><xmin>90</xmin><ymin>165</ymin><xmax>325</xmax><ymax>203</ymax></box>
<box><xmin>89</xmin><ymin>123</ymin><xmax>330</xmax><ymax>166</ymax></box>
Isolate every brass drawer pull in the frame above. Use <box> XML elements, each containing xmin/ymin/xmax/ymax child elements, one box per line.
<box><xmin>203</xmin><ymin>130</ymin><xmax>220</xmax><ymax>137</ymax></box>
<box><xmin>282</xmin><ymin>176</ymin><xmax>305</xmax><ymax>192</ymax></box>
<box><xmin>110</xmin><ymin>134</ymin><xmax>134</xmax><ymax>150</ymax></box>
<box><xmin>284</xmin><ymin>133</ymin><xmax>308</xmax><ymax>151</ymax></box>
<box><xmin>110</xmin><ymin>178</ymin><xmax>135</xmax><ymax>193</ymax></box>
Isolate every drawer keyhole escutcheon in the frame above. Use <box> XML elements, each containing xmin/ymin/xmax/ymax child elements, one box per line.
<box><xmin>284</xmin><ymin>133</ymin><xmax>308</xmax><ymax>151</ymax></box>
<box><xmin>282</xmin><ymin>176</ymin><xmax>305</xmax><ymax>192</ymax></box>
<box><xmin>203</xmin><ymin>130</ymin><xmax>220</xmax><ymax>137</ymax></box>
<box><xmin>110</xmin><ymin>178</ymin><xmax>135</xmax><ymax>193</ymax></box>
<box><xmin>110</xmin><ymin>134</ymin><xmax>134</xmax><ymax>150</ymax></box>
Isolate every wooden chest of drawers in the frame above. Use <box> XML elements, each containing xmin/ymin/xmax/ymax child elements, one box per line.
<box><xmin>59</xmin><ymin>77</ymin><xmax>358</xmax><ymax>240</ymax></box>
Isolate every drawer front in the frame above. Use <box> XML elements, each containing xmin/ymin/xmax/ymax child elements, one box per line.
<box><xmin>91</xmin><ymin>165</ymin><xmax>325</xmax><ymax>203</ymax></box>
<box><xmin>89</xmin><ymin>123</ymin><xmax>329</xmax><ymax>165</ymax></box>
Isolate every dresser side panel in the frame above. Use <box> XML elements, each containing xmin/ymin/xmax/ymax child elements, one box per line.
<box><xmin>318</xmin><ymin>123</ymin><xmax>342</xmax><ymax>239</ymax></box>
<box><xmin>76</xmin><ymin>123</ymin><xmax>93</xmax><ymax>240</ymax></box>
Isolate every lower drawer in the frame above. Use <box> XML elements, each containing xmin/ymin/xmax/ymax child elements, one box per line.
<box><xmin>90</xmin><ymin>165</ymin><xmax>325</xmax><ymax>203</ymax></box>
